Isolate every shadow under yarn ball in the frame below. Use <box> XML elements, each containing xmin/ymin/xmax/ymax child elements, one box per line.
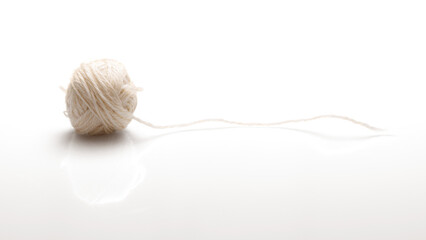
<box><xmin>65</xmin><ymin>59</ymin><xmax>139</xmax><ymax>135</ymax></box>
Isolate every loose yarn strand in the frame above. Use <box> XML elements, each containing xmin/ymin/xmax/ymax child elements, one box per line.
<box><xmin>132</xmin><ymin>114</ymin><xmax>383</xmax><ymax>131</ymax></box>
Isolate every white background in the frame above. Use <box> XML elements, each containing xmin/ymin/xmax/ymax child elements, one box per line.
<box><xmin>1</xmin><ymin>0</ymin><xmax>426</xmax><ymax>239</ymax></box>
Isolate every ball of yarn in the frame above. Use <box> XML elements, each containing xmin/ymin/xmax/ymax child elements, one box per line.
<box><xmin>65</xmin><ymin>59</ymin><xmax>139</xmax><ymax>135</ymax></box>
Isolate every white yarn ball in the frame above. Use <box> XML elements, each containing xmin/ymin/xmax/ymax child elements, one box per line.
<box><xmin>66</xmin><ymin>59</ymin><xmax>139</xmax><ymax>135</ymax></box>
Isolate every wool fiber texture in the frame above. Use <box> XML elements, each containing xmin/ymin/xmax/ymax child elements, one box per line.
<box><xmin>65</xmin><ymin>59</ymin><xmax>139</xmax><ymax>135</ymax></box>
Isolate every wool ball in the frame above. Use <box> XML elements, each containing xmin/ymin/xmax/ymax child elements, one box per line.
<box><xmin>65</xmin><ymin>59</ymin><xmax>139</xmax><ymax>135</ymax></box>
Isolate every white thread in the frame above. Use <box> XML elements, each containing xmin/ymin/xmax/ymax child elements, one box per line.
<box><xmin>64</xmin><ymin>59</ymin><xmax>382</xmax><ymax>135</ymax></box>
<box><xmin>65</xmin><ymin>59</ymin><xmax>139</xmax><ymax>135</ymax></box>
<box><xmin>133</xmin><ymin>115</ymin><xmax>382</xmax><ymax>131</ymax></box>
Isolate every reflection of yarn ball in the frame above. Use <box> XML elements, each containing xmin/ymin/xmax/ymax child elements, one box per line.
<box><xmin>66</xmin><ymin>59</ymin><xmax>138</xmax><ymax>135</ymax></box>
<box><xmin>63</xmin><ymin>132</ymin><xmax>145</xmax><ymax>204</ymax></box>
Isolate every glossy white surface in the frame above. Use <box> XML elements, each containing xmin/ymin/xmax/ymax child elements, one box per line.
<box><xmin>2</xmin><ymin>124</ymin><xmax>426</xmax><ymax>239</ymax></box>
<box><xmin>1</xmin><ymin>0</ymin><xmax>426</xmax><ymax>239</ymax></box>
